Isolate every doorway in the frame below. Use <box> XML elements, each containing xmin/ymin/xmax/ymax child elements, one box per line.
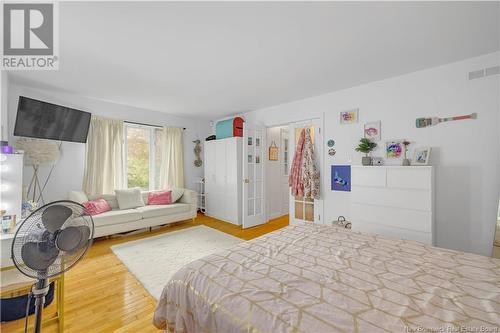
<box><xmin>264</xmin><ymin>119</ymin><xmax>323</xmax><ymax>225</ymax></box>
<box><xmin>265</xmin><ymin>126</ymin><xmax>289</xmax><ymax>221</ymax></box>
<box><xmin>288</xmin><ymin>119</ymin><xmax>323</xmax><ymax>225</ymax></box>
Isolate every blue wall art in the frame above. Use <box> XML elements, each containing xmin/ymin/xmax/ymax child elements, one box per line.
<box><xmin>331</xmin><ymin>165</ymin><xmax>351</xmax><ymax>192</ymax></box>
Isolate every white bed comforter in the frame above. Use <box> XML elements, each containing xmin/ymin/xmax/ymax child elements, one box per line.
<box><xmin>154</xmin><ymin>224</ymin><xmax>500</xmax><ymax>333</ymax></box>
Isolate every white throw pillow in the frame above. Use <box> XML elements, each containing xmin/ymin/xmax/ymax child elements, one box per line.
<box><xmin>68</xmin><ymin>190</ymin><xmax>89</xmax><ymax>204</ymax></box>
<box><xmin>171</xmin><ymin>188</ymin><xmax>184</xmax><ymax>203</ymax></box>
<box><xmin>115</xmin><ymin>188</ymin><xmax>145</xmax><ymax>210</ymax></box>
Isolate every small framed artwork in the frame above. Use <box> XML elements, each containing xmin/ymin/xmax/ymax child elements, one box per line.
<box><xmin>340</xmin><ymin>109</ymin><xmax>359</xmax><ymax>124</ymax></box>
<box><xmin>364</xmin><ymin>121</ymin><xmax>381</xmax><ymax>141</ymax></box>
<box><xmin>412</xmin><ymin>147</ymin><xmax>431</xmax><ymax>165</ymax></box>
<box><xmin>386</xmin><ymin>140</ymin><xmax>403</xmax><ymax>159</ymax></box>
<box><xmin>331</xmin><ymin>165</ymin><xmax>351</xmax><ymax>192</ymax></box>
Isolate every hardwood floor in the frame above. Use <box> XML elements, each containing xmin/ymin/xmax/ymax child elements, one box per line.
<box><xmin>1</xmin><ymin>214</ymin><xmax>289</xmax><ymax>333</ymax></box>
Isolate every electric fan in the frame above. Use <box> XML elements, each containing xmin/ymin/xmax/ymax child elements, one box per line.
<box><xmin>11</xmin><ymin>200</ymin><xmax>94</xmax><ymax>333</ymax></box>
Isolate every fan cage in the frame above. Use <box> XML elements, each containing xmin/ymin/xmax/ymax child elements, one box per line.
<box><xmin>11</xmin><ymin>200</ymin><xmax>94</xmax><ymax>279</ymax></box>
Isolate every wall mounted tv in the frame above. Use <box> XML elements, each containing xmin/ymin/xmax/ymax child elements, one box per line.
<box><xmin>14</xmin><ymin>96</ymin><xmax>91</xmax><ymax>143</ymax></box>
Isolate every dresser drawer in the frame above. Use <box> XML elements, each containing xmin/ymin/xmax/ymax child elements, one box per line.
<box><xmin>386</xmin><ymin>168</ymin><xmax>432</xmax><ymax>190</ymax></box>
<box><xmin>352</xmin><ymin>203</ymin><xmax>432</xmax><ymax>233</ymax></box>
<box><xmin>351</xmin><ymin>221</ymin><xmax>433</xmax><ymax>245</ymax></box>
<box><xmin>351</xmin><ymin>167</ymin><xmax>386</xmax><ymax>187</ymax></box>
<box><xmin>352</xmin><ymin>186</ymin><xmax>432</xmax><ymax>211</ymax></box>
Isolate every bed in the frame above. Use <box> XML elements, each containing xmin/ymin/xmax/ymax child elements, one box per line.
<box><xmin>153</xmin><ymin>224</ymin><xmax>500</xmax><ymax>333</ymax></box>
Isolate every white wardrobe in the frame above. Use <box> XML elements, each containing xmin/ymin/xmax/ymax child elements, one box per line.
<box><xmin>204</xmin><ymin>137</ymin><xmax>242</xmax><ymax>225</ymax></box>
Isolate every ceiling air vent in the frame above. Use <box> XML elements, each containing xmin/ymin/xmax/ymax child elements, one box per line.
<box><xmin>468</xmin><ymin>65</ymin><xmax>499</xmax><ymax>80</ymax></box>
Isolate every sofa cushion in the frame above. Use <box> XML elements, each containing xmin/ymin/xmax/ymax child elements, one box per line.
<box><xmin>115</xmin><ymin>188</ymin><xmax>145</xmax><ymax>210</ymax></box>
<box><xmin>171</xmin><ymin>188</ymin><xmax>184</xmax><ymax>203</ymax></box>
<box><xmin>87</xmin><ymin>194</ymin><xmax>119</xmax><ymax>210</ymax></box>
<box><xmin>134</xmin><ymin>204</ymin><xmax>190</xmax><ymax>219</ymax></box>
<box><xmin>91</xmin><ymin>209</ymin><xmax>142</xmax><ymax>227</ymax></box>
<box><xmin>148</xmin><ymin>191</ymin><xmax>172</xmax><ymax>205</ymax></box>
<box><xmin>142</xmin><ymin>188</ymin><xmax>184</xmax><ymax>204</ymax></box>
<box><xmin>83</xmin><ymin>199</ymin><xmax>111</xmax><ymax>216</ymax></box>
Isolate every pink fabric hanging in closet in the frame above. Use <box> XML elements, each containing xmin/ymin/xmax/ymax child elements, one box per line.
<box><xmin>301</xmin><ymin>128</ymin><xmax>320</xmax><ymax>199</ymax></box>
<box><xmin>288</xmin><ymin>129</ymin><xmax>305</xmax><ymax>197</ymax></box>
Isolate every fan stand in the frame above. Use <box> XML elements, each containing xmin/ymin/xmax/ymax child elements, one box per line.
<box><xmin>31</xmin><ymin>277</ymin><xmax>49</xmax><ymax>333</ymax></box>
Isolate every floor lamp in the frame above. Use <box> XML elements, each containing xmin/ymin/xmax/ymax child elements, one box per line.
<box><xmin>14</xmin><ymin>138</ymin><xmax>61</xmax><ymax>205</ymax></box>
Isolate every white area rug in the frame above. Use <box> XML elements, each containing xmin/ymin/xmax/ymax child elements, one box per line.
<box><xmin>111</xmin><ymin>225</ymin><xmax>242</xmax><ymax>299</ymax></box>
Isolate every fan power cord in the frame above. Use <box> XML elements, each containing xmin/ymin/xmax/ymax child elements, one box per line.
<box><xmin>24</xmin><ymin>290</ymin><xmax>33</xmax><ymax>333</ymax></box>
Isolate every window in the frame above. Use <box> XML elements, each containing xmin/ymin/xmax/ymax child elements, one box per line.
<box><xmin>124</xmin><ymin>124</ymin><xmax>162</xmax><ymax>190</ymax></box>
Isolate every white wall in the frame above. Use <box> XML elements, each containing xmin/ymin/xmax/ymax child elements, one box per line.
<box><xmin>266</xmin><ymin>126</ymin><xmax>289</xmax><ymax>220</ymax></box>
<box><xmin>244</xmin><ymin>52</ymin><xmax>500</xmax><ymax>256</ymax></box>
<box><xmin>0</xmin><ymin>73</ymin><xmax>8</xmax><ymax>141</ymax></box>
<box><xmin>7</xmin><ymin>83</ymin><xmax>212</xmax><ymax>202</ymax></box>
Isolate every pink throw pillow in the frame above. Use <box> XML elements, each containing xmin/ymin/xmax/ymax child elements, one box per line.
<box><xmin>83</xmin><ymin>199</ymin><xmax>111</xmax><ymax>216</ymax></box>
<box><xmin>148</xmin><ymin>191</ymin><xmax>172</xmax><ymax>205</ymax></box>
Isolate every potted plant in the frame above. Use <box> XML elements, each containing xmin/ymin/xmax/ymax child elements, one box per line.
<box><xmin>355</xmin><ymin>138</ymin><xmax>377</xmax><ymax>166</ymax></box>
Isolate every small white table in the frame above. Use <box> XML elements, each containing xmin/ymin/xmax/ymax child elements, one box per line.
<box><xmin>1</xmin><ymin>232</ymin><xmax>15</xmax><ymax>268</ymax></box>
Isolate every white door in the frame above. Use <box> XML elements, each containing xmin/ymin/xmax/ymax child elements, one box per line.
<box><xmin>242</xmin><ymin>123</ymin><xmax>267</xmax><ymax>228</ymax></box>
<box><xmin>289</xmin><ymin>119</ymin><xmax>323</xmax><ymax>225</ymax></box>
<box><xmin>204</xmin><ymin>141</ymin><xmax>215</xmax><ymax>216</ymax></box>
<box><xmin>215</xmin><ymin>140</ymin><xmax>228</xmax><ymax>220</ymax></box>
<box><xmin>280</xmin><ymin>128</ymin><xmax>290</xmax><ymax>215</ymax></box>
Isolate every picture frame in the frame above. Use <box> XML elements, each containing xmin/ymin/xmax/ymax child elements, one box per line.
<box><xmin>364</xmin><ymin>121</ymin><xmax>381</xmax><ymax>141</ymax></box>
<box><xmin>331</xmin><ymin>165</ymin><xmax>351</xmax><ymax>192</ymax></box>
<box><xmin>385</xmin><ymin>140</ymin><xmax>404</xmax><ymax>159</ymax></box>
<box><xmin>340</xmin><ymin>109</ymin><xmax>359</xmax><ymax>124</ymax></box>
<box><xmin>412</xmin><ymin>147</ymin><xmax>431</xmax><ymax>165</ymax></box>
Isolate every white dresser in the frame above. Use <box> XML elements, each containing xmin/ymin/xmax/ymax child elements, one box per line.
<box><xmin>351</xmin><ymin>166</ymin><xmax>434</xmax><ymax>245</ymax></box>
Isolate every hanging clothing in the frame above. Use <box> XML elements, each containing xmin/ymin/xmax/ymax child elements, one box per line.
<box><xmin>288</xmin><ymin>129</ymin><xmax>305</xmax><ymax>197</ymax></box>
<box><xmin>301</xmin><ymin>128</ymin><xmax>320</xmax><ymax>199</ymax></box>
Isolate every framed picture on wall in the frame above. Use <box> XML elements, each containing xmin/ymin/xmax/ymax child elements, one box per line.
<box><xmin>331</xmin><ymin>165</ymin><xmax>351</xmax><ymax>192</ymax></box>
<box><xmin>364</xmin><ymin>121</ymin><xmax>381</xmax><ymax>141</ymax></box>
<box><xmin>385</xmin><ymin>140</ymin><xmax>404</xmax><ymax>159</ymax></box>
<box><xmin>340</xmin><ymin>109</ymin><xmax>359</xmax><ymax>124</ymax></box>
<box><xmin>412</xmin><ymin>147</ymin><xmax>431</xmax><ymax>165</ymax></box>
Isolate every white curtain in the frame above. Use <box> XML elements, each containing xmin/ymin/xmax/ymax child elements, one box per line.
<box><xmin>158</xmin><ymin>127</ymin><xmax>184</xmax><ymax>189</ymax></box>
<box><xmin>83</xmin><ymin>116</ymin><xmax>124</xmax><ymax>195</ymax></box>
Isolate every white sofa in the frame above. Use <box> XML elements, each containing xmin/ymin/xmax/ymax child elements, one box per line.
<box><xmin>69</xmin><ymin>189</ymin><xmax>198</xmax><ymax>238</ymax></box>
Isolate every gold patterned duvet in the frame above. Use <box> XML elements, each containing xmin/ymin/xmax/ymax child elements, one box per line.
<box><xmin>153</xmin><ymin>224</ymin><xmax>500</xmax><ymax>333</ymax></box>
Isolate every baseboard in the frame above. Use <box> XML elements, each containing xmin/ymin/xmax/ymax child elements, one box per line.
<box><xmin>267</xmin><ymin>212</ymin><xmax>287</xmax><ymax>221</ymax></box>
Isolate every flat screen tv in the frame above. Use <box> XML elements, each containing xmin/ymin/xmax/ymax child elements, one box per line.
<box><xmin>14</xmin><ymin>96</ymin><xmax>91</xmax><ymax>143</ymax></box>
